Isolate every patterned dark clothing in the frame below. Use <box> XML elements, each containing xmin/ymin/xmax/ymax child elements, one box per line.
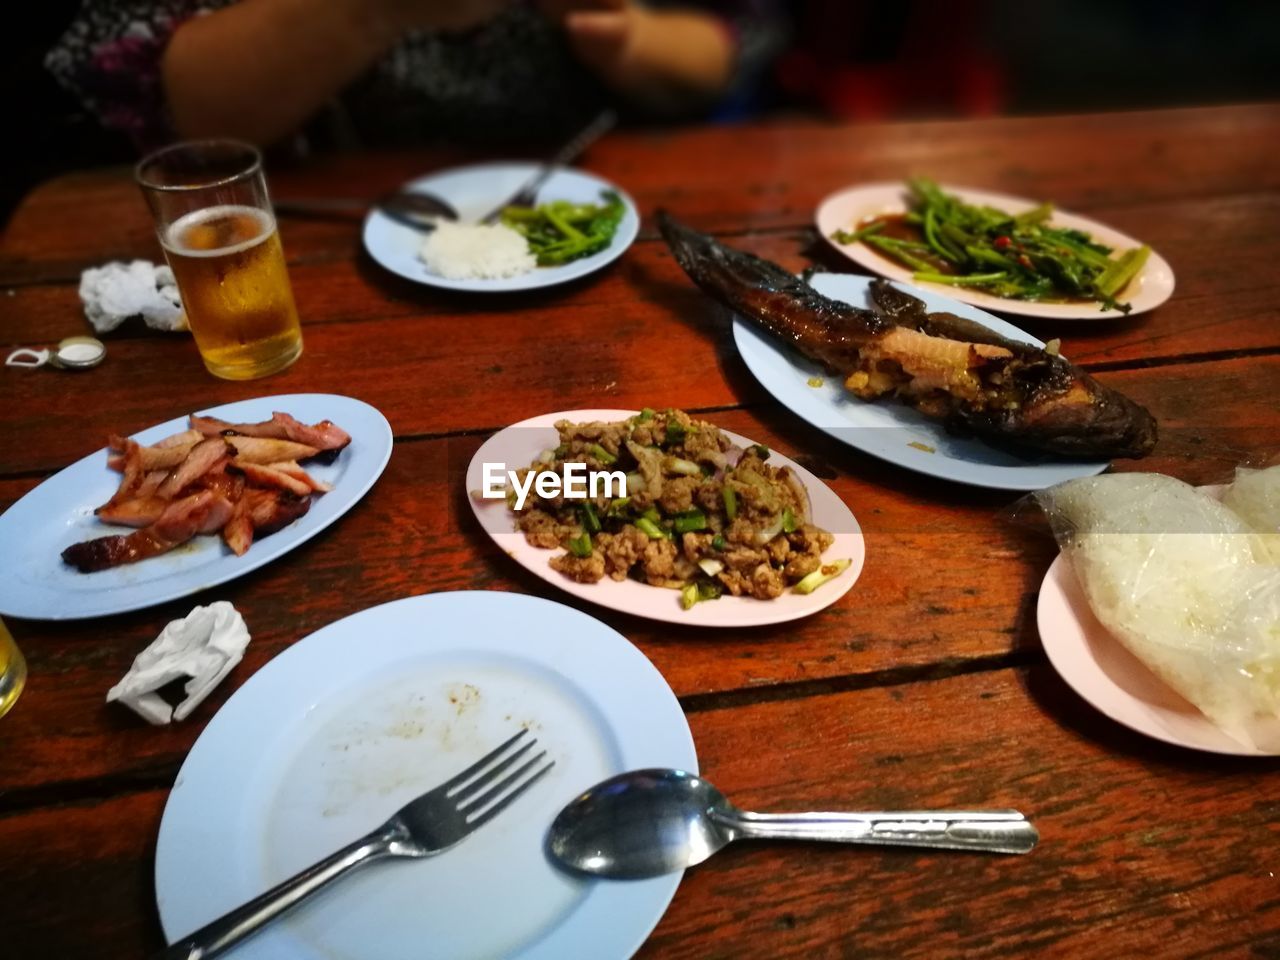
<box><xmin>45</xmin><ymin>1</ymin><xmax>783</xmax><ymax>150</ymax></box>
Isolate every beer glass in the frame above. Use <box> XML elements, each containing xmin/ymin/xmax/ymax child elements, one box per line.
<box><xmin>0</xmin><ymin>618</ymin><xmax>26</xmax><ymax>719</ymax></box>
<box><xmin>137</xmin><ymin>140</ymin><xmax>303</xmax><ymax>380</ymax></box>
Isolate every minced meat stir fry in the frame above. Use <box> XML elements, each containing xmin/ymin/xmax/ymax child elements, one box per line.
<box><xmin>510</xmin><ymin>408</ymin><xmax>850</xmax><ymax>608</ymax></box>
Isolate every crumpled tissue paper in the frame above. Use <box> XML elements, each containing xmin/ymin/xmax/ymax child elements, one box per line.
<box><xmin>107</xmin><ymin>602</ymin><xmax>250</xmax><ymax>724</ymax></box>
<box><xmin>80</xmin><ymin>259</ymin><xmax>187</xmax><ymax>333</ymax></box>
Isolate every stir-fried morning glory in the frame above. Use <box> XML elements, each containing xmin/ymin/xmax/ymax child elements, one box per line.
<box><xmin>832</xmin><ymin>178</ymin><xmax>1150</xmax><ymax>313</ymax></box>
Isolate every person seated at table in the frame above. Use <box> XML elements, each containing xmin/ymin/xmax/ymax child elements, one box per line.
<box><xmin>45</xmin><ymin>0</ymin><xmax>783</xmax><ymax>151</ymax></box>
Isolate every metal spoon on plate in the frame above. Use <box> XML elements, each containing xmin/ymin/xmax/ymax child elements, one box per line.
<box><xmin>547</xmin><ymin>769</ymin><xmax>1038</xmax><ymax>879</ymax></box>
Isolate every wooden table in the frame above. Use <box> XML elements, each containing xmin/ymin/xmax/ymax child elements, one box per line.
<box><xmin>3</xmin><ymin>104</ymin><xmax>1279</xmax><ymax>959</ymax></box>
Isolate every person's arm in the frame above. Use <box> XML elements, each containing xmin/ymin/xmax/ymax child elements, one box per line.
<box><xmin>542</xmin><ymin>1</ymin><xmax>736</xmax><ymax>112</ymax></box>
<box><xmin>162</xmin><ymin>0</ymin><xmax>505</xmax><ymax>144</ymax></box>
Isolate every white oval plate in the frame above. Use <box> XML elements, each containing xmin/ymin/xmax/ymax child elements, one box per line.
<box><xmin>467</xmin><ymin>410</ymin><xmax>864</xmax><ymax>627</ymax></box>
<box><xmin>0</xmin><ymin>393</ymin><xmax>391</xmax><ymax>620</ymax></box>
<box><xmin>816</xmin><ymin>182</ymin><xmax>1175</xmax><ymax>320</ymax></box>
<box><xmin>1037</xmin><ymin>553</ymin><xmax>1280</xmax><ymax>756</ymax></box>
<box><xmin>156</xmin><ymin>591</ymin><xmax>697</xmax><ymax>960</ymax></box>
<box><xmin>363</xmin><ymin>163</ymin><xmax>639</xmax><ymax>292</ymax></box>
<box><xmin>732</xmin><ymin>274</ymin><xmax>1110</xmax><ymax>491</ymax></box>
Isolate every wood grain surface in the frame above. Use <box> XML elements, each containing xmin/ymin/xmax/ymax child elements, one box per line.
<box><xmin>1</xmin><ymin>105</ymin><xmax>1278</xmax><ymax>959</ymax></box>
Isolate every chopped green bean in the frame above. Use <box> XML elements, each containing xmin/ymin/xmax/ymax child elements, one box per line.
<box><xmin>588</xmin><ymin>443</ymin><xmax>616</xmax><ymax>465</ymax></box>
<box><xmin>722</xmin><ymin>487</ymin><xmax>738</xmax><ymax>520</ymax></box>
<box><xmin>672</xmin><ymin>509</ymin><xmax>707</xmax><ymax>534</ymax></box>
<box><xmin>635</xmin><ymin>517</ymin><xmax>668</xmax><ymax>540</ymax></box>
<box><xmin>581</xmin><ymin>500</ymin><xmax>601</xmax><ymax>534</ymax></box>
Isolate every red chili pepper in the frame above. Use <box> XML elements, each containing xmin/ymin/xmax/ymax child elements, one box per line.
<box><xmin>1018</xmin><ymin>254</ymin><xmax>1034</xmax><ymax>270</ymax></box>
<box><xmin>994</xmin><ymin>236</ymin><xmax>1011</xmax><ymax>250</ymax></box>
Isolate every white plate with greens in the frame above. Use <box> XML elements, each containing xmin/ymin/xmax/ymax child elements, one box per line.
<box><xmin>817</xmin><ymin>182</ymin><xmax>1175</xmax><ymax>320</ymax></box>
<box><xmin>363</xmin><ymin>163</ymin><xmax>639</xmax><ymax>292</ymax></box>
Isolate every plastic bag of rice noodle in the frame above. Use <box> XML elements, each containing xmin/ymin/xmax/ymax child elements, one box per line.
<box><xmin>1223</xmin><ymin>464</ymin><xmax>1280</xmax><ymax>562</ymax></box>
<box><xmin>1034</xmin><ymin>470</ymin><xmax>1280</xmax><ymax>751</ymax></box>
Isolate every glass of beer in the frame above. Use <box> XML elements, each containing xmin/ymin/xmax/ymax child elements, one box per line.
<box><xmin>137</xmin><ymin>140</ymin><xmax>303</xmax><ymax>379</ymax></box>
<box><xmin>0</xmin><ymin>618</ymin><xmax>26</xmax><ymax>719</ymax></box>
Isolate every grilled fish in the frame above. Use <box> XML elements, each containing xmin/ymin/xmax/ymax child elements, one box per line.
<box><xmin>658</xmin><ymin>213</ymin><xmax>1157</xmax><ymax>459</ymax></box>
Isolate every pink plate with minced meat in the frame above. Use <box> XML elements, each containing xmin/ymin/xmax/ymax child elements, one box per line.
<box><xmin>466</xmin><ymin>410</ymin><xmax>865</xmax><ymax>627</ymax></box>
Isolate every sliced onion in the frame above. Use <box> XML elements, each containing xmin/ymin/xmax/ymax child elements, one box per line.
<box><xmin>625</xmin><ymin>472</ymin><xmax>647</xmax><ymax>495</ymax></box>
<box><xmin>782</xmin><ymin>468</ymin><xmax>812</xmax><ymax>524</ymax></box>
<box><xmin>697</xmin><ymin>558</ymin><xmax>725</xmax><ymax>577</ymax></box>
<box><xmin>753</xmin><ymin>515</ymin><xmax>784</xmax><ymax>546</ymax></box>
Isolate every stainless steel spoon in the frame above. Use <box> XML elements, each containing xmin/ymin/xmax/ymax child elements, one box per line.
<box><xmin>548</xmin><ymin>769</ymin><xmax>1038</xmax><ymax>879</ymax></box>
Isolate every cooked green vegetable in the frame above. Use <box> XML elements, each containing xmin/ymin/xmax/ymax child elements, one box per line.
<box><xmin>581</xmin><ymin>500</ymin><xmax>602</xmax><ymax>534</ymax></box>
<box><xmin>635</xmin><ymin>516</ymin><xmax>668</xmax><ymax>540</ymax></box>
<box><xmin>722</xmin><ymin>486</ymin><xmax>738</xmax><ymax>520</ymax></box>
<box><xmin>672</xmin><ymin>509</ymin><xmax>707</xmax><ymax>534</ymax></box>
<box><xmin>501</xmin><ymin>191</ymin><xmax>626</xmax><ymax>266</ymax></box>
<box><xmin>793</xmin><ymin>558</ymin><xmax>852</xmax><ymax>595</ymax></box>
<box><xmin>588</xmin><ymin>443</ymin><xmax>617</xmax><ymax>465</ymax></box>
<box><xmin>680</xmin><ymin>579</ymin><xmax>724</xmax><ymax>610</ymax></box>
<box><xmin>781</xmin><ymin>506</ymin><xmax>797</xmax><ymax>534</ymax></box>
<box><xmin>833</xmin><ymin>178</ymin><xmax>1149</xmax><ymax>313</ymax></box>
<box><xmin>567</xmin><ymin>532</ymin><xmax>593</xmax><ymax>558</ymax></box>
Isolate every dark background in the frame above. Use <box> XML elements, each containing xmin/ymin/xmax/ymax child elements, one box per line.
<box><xmin>3</xmin><ymin>0</ymin><xmax>1279</xmax><ymax>223</ymax></box>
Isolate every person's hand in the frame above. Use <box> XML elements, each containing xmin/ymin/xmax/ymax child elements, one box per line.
<box><xmin>537</xmin><ymin>0</ymin><xmax>646</xmax><ymax>89</ymax></box>
<box><xmin>372</xmin><ymin>0</ymin><xmax>511</xmax><ymax>35</ymax></box>
<box><xmin>535</xmin><ymin>0</ymin><xmax>733</xmax><ymax>108</ymax></box>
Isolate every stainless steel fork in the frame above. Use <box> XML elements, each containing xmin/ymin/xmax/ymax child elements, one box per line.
<box><xmin>159</xmin><ymin>728</ymin><xmax>554</xmax><ymax>960</ymax></box>
<box><xmin>477</xmin><ymin>109</ymin><xmax>618</xmax><ymax>224</ymax></box>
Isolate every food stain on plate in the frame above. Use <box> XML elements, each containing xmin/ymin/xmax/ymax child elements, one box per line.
<box><xmin>260</xmin><ymin>655</ymin><xmax>617</xmax><ymax>960</ymax></box>
<box><xmin>314</xmin><ymin>681</ymin><xmax>514</xmax><ymax>816</ymax></box>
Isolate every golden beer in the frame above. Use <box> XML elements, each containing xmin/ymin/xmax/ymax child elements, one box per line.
<box><xmin>0</xmin><ymin>618</ymin><xmax>26</xmax><ymax>719</ymax></box>
<box><xmin>163</xmin><ymin>204</ymin><xmax>303</xmax><ymax>379</ymax></box>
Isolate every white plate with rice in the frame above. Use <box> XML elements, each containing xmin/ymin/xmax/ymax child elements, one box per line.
<box><xmin>362</xmin><ymin>163</ymin><xmax>640</xmax><ymax>292</ymax></box>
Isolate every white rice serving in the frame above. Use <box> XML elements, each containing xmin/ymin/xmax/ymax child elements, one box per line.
<box><xmin>418</xmin><ymin>221</ymin><xmax>536</xmax><ymax>280</ymax></box>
